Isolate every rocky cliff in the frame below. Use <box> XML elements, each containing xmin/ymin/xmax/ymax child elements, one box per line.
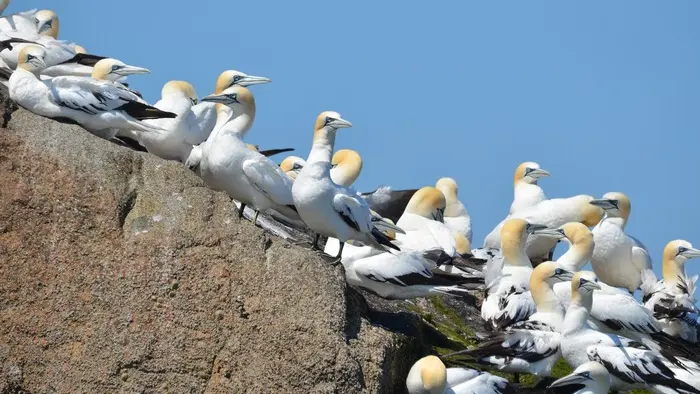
<box><xmin>0</xmin><ymin>94</ymin><xmax>490</xmax><ymax>393</ymax></box>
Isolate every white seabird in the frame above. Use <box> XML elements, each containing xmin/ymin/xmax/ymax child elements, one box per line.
<box><xmin>483</xmin><ymin>194</ymin><xmax>603</xmax><ymax>263</ymax></box>
<box><xmin>509</xmin><ymin>161</ymin><xmax>550</xmax><ymax>214</ymax></box>
<box><xmin>340</xmin><ymin>247</ymin><xmax>479</xmax><ymax>299</ymax></box>
<box><xmin>545</xmin><ymin>224</ymin><xmax>700</xmax><ymax>361</ymax></box>
<box><xmin>406</xmin><ymin>355</ymin><xmax>510</xmax><ymax>394</ymax></box>
<box><xmin>561</xmin><ymin>271</ymin><xmax>700</xmax><ymax>392</ymax></box>
<box><xmin>280</xmin><ymin>155</ymin><xmax>306</xmax><ymax>181</ymax></box>
<box><xmin>8</xmin><ymin>46</ymin><xmax>175</xmax><ymax>138</ymax></box>
<box><xmin>481</xmin><ymin>218</ymin><xmax>542</xmax><ymax>330</ymax></box>
<box><xmin>643</xmin><ymin>240</ymin><xmax>700</xmax><ymax>342</ymax></box>
<box><xmin>394</xmin><ymin>187</ymin><xmax>455</xmax><ymax>256</ymax></box>
<box><xmin>546</xmin><ymin>361</ymin><xmax>611</xmax><ymax>394</ymax></box>
<box><xmin>0</xmin><ymin>9</ymin><xmax>54</xmax><ymax>37</ymax></box>
<box><xmin>446</xmin><ymin>262</ymin><xmax>574</xmax><ymax>377</ymax></box>
<box><xmin>435</xmin><ymin>177</ymin><xmax>472</xmax><ymax>243</ymax></box>
<box><xmin>197</xmin><ymin>86</ymin><xmax>299</xmax><ymax>225</ymax></box>
<box><xmin>589</xmin><ymin>192</ymin><xmax>653</xmax><ymax>293</ymax></box>
<box><xmin>291</xmin><ymin>111</ymin><xmax>403</xmax><ymax>263</ymax></box>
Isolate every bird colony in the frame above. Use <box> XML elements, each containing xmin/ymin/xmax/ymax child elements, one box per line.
<box><xmin>1</xmin><ymin>3</ymin><xmax>699</xmax><ymax>393</ymax></box>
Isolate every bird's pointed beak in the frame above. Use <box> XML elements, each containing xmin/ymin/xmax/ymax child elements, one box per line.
<box><xmin>120</xmin><ymin>65</ymin><xmax>150</xmax><ymax>76</ymax></box>
<box><xmin>531</xmin><ymin>227</ymin><xmax>566</xmax><ymax>239</ymax></box>
<box><xmin>528</xmin><ymin>169</ymin><xmax>551</xmax><ymax>179</ymax></box>
<box><xmin>200</xmin><ymin>93</ymin><xmax>229</xmax><ymax>103</ymax></box>
<box><xmin>582</xmin><ymin>279</ymin><xmax>602</xmax><ymax>291</ymax></box>
<box><xmin>239</xmin><ymin>75</ymin><xmax>271</xmax><ymax>86</ymax></box>
<box><xmin>548</xmin><ymin>373</ymin><xmax>588</xmax><ymax>390</ymax></box>
<box><xmin>526</xmin><ymin>223</ymin><xmax>548</xmax><ymax>235</ymax></box>
<box><xmin>330</xmin><ymin>118</ymin><xmax>353</xmax><ymax>129</ymax></box>
<box><xmin>681</xmin><ymin>247</ymin><xmax>700</xmax><ymax>259</ymax></box>
<box><xmin>589</xmin><ymin>199</ymin><xmax>617</xmax><ymax>211</ymax></box>
<box><xmin>555</xmin><ymin>268</ymin><xmax>575</xmax><ymax>281</ymax></box>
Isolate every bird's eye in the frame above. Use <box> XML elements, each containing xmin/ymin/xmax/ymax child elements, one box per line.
<box><xmin>678</xmin><ymin>246</ymin><xmax>688</xmax><ymax>256</ymax></box>
<box><xmin>579</xmin><ymin>278</ymin><xmax>588</xmax><ymax>287</ymax></box>
<box><xmin>26</xmin><ymin>54</ymin><xmax>34</xmax><ymax>61</ymax></box>
<box><xmin>45</xmin><ymin>20</ymin><xmax>53</xmax><ymax>27</ymax></box>
<box><xmin>233</xmin><ymin>75</ymin><xmax>242</xmax><ymax>82</ymax></box>
<box><xmin>229</xmin><ymin>93</ymin><xmax>239</xmax><ymax>102</ymax></box>
<box><xmin>325</xmin><ymin>117</ymin><xmax>334</xmax><ymax>125</ymax></box>
<box><xmin>111</xmin><ymin>65</ymin><xmax>120</xmax><ymax>71</ymax></box>
<box><xmin>525</xmin><ymin>167</ymin><xmax>534</xmax><ymax>174</ymax></box>
<box><xmin>292</xmin><ymin>163</ymin><xmax>303</xmax><ymax>171</ymax></box>
<box><xmin>581</xmin><ymin>372</ymin><xmax>591</xmax><ymax>379</ymax></box>
<box><xmin>555</xmin><ymin>268</ymin><xmax>563</xmax><ymax>275</ymax></box>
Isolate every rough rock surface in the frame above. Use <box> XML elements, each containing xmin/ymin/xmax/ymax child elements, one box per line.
<box><xmin>0</xmin><ymin>97</ymin><xmax>453</xmax><ymax>393</ymax></box>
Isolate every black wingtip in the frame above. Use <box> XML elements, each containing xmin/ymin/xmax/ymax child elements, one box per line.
<box><xmin>116</xmin><ymin>101</ymin><xmax>176</xmax><ymax>120</ymax></box>
<box><xmin>0</xmin><ymin>37</ymin><xmax>38</xmax><ymax>52</ymax></box>
<box><xmin>286</xmin><ymin>204</ymin><xmax>298</xmax><ymax>213</ymax></box>
<box><xmin>421</xmin><ymin>248</ymin><xmax>453</xmax><ymax>266</ymax></box>
<box><xmin>59</xmin><ymin>53</ymin><xmax>107</xmax><ymax>66</ymax></box>
<box><xmin>259</xmin><ymin>148</ymin><xmax>295</xmax><ymax>157</ymax></box>
<box><xmin>371</xmin><ymin>227</ymin><xmax>400</xmax><ymax>251</ymax></box>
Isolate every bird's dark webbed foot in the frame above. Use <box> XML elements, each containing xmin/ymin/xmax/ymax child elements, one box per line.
<box><xmin>329</xmin><ymin>242</ymin><xmax>345</xmax><ymax>266</ymax></box>
<box><xmin>310</xmin><ymin>234</ymin><xmax>321</xmax><ymax>251</ymax></box>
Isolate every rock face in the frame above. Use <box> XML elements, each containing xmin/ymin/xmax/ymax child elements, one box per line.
<box><xmin>0</xmin><ymin>98</ymin><xmax>444</xmax><ymax>393</ymax></box>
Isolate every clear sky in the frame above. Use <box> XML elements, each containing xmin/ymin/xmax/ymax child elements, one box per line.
<box><xmin>11</xmin><ymin>1</ymin><xmax>700</xmax><ymax>279</ymax></box>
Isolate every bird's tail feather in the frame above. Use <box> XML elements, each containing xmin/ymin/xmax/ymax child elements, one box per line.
<box><xmin>370</xmin><ymin>227</ymin><xmax>400</xmax><ymax>252</ymax></box>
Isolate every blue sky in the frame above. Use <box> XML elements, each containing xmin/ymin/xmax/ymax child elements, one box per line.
<box><xmin>12</xmin><ymin>1</ymin><xmax>700</xmax><ymax>279</ymax></box>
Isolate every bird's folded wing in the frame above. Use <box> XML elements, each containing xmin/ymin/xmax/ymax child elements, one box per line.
<box><xmin>241</xmin><ymin>156</ymin><xmax>295</xmax><ymax>206</ymax></box>
<box><xmin>332</xmin><ymin>193</ymin><xmax>370</xmax><ymax>233</ymax></box>
<box><xmin>49</xmin><ymin>76</ymin><xmax>138</xmax><ymax>113</ymax></box>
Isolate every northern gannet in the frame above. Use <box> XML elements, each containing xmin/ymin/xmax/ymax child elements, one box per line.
<box><xmin>446</xmin><ymin>262</ymin><xmax>574</xmax><ymax>377</ymax></box>
<box><xmin>406</xmin><ymin>355</ymin><xmax>510</xmax><ymax>394</ymax></box>
<box><xmin>544</xmin><ymin>225</ymin><xmax>700</xmax><ymax>360</ymax></box>
<box><xmin>291</xmin><ymin>111</ymin><xmax>402</xmax><ymax>263</ymax></box>
<box><xmin>509</xmin><ymin>161</ymin><xmax>550</xmax><ymax>214</ymax></box>
<box><xmin>340</xmin><ymin>248</ymin><xmax>479</xmax><ymax>299</ymax></box>
<box><xmin>135</xmin><ymin>80</ymin><xmax>209</xmax><ymax>162</ymax></box>
<box><xmin>589</xmin><ymin>192</ymin><xmax>653</xmax><ymax>293</ymax></box>
<box><xmin>0</xmin><ymin>9</ymin><xmax>55</xmax><ymax>37</ymax></box>
<box><xmin>561</xmin><ymin>271</ymin><xmax>700</xmax><ymax>392</ymax></box>
<box><xmin>197</xmin><ymin>86</ymin><xmax>298</xmax><ymax>225</ymax></box>
<box><xmin>546</xmin><ymin>362</ymin><xmax>611</xmax><ymax>394</ymax></box>
<box><xmin>643</xmin><ymin>240</ymin><xmax>700</xmax><ymax>342</ymax></box>
<box><xmin>280</xmin><ymin>155</ymin><xmax>306</xmax><ymax>181</ymax></box>
<box><xmin>435</xmin><ymin>177</ymin><xmax>472</xmax><ymax>243</ymax></box>
<box><xmin>185</xmin><ymin>70</ymin><xmax>271</xmax><ymax>172</ymax></box>
<box><xmin>9</xmin><ymin>46</ymin><xmax>175</xmax><ymax>137</ymax></box>
<box><xmin>394</xmin><ymin>187</ymin><xmax>455</xmax><ymax>256</ymax></box>
<box><xmin>483</xmin><ymin>194</ymin><xmax>603</xmax><ymax>262</ymax></box>
<box><xmin>481</xmin><ymin>218</ymin><xmax>542</xmax><ymax>329</ymax></box>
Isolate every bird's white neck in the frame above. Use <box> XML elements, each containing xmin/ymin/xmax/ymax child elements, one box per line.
<box><xmin>600</xmin><ymin>214</ymin><xmax>627</xmax><ymax>230</ymax></box>
<box><xmin>212</xmin><ymin>107</ymin><xmax>253</xmax><ymax>140</ymax></box>
<box><xmin>306</xmin><ymin>127</ymin><xmax>336</xmax><ymax>166</ymax></box>
<box><xmin>562</xmin><ymin>293</ymin><xmax>591</xmax><ymax>335</ymax></box>
<box><xmin>531</xmin><ymin>280</ymin><xmax>562</xmax><ymax>315</ymax></box>
<box><xmin>557</xmin><ymin>243</ymin><xmax>590</xmax><ymax>272</ymax></box>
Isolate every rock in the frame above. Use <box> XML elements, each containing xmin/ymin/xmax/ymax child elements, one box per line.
<box><xmin>0</xmin><ymin>94</ymin><xmax>444</xmax><ymax>394</ymax></box>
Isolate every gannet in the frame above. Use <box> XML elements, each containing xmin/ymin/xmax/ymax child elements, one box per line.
<box><xmin>547</xmin><ymin>362</ymin><xmax>611</xmax><ymax>394</ymax></box>
<box><xmin>185</xmin><ymin>70</ymin><xmax>271</xmax><ymax>171</ymax></box>
<box><xmin>394</xmin><ymin>187</ymin><xmax>455</xmax><ymax>256</ymax></box>
<box><xmin>435</xmin><ymin>177</ymin><xmax>472</xmax><ymax>243</ymax></box>
<box><xmin>291</xmin><ymin>111</ymin><xmax>402</xmax><ymax>263</ymax></box>
<box><xmin>561</xmin><ymin>271</ymin><xmax>700</xmax><ymax>392</ymax></box>
<box><xmin>196</xmin><ymin>86</ymin><xmax>298</xmax><ymax>225</ymax></box>
<box><xmin>481</xmin><ymin>218</ymin><xmax>542</xmax><ymax>329</ymax></box>
<box><xmin>340</xmin><ymin>248</ymin><xmax>480</xmax><ymax>299</ymax></box>
<box><xmin>446</xmin><ymin>262</ymin><xmax>574</xmax><ymax>377</ymax></box>
<box><xmin>406</xmin><ymin>355</ymin><xmax>510</xmax><ymax>394</ymax></box>
<box><xmin>360</xmin><ymin>186</ymin><xmax>419</xmax><ymax>224</ymax></box>
<box><xmin>643</xmin><ymin>240</ymin><xmax>700</xmax><ymax>342</ymax></box>
<box><xmin>483</xmin><ymin>194</ymin><xmax>603</xmax><ymax>262</ymax></box>
<box><xmin>589</xmin><ymin>192</ymin><xmax>653</xmax><ymax>293</ymax></box>
<box><xmin>544</xmin><ymin>224</ymin><xmax>700</xmax><ymax>360</ymax></box>
<box><xmin>0</xmin><ymin>9</ymin><xmax>54</xmax><ymax>37</ymax></box>
<box><xmin>9</xmin><ymin>46</ymin><xmax>175</xmax><ymax>138</ymax></box>
<box><xmin>280</xmin><ymin>155</ymin><xmax>306</xmax><ymax>181</ymax></box>
<box><xmin>131</xmin><ymin>80</ymin><xmax>210</xmax><ymax>162</ymax></box>
<box><xmin>509</xmin><ymin>161</ymin><xmax>550</xmax><ymax>214</ymax></box>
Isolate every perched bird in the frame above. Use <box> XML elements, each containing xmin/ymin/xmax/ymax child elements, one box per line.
<box><xmin>589</xmin><ymin>192</ymin><xmax>653</xmax><ymax>293</ymax></box>
<box><xmin>280</xmin><ymin>155</ymin><xmax>306</xmax><ymax>181</ymax></box>
<box><xmin>9</xmin><ymin>46</ymin><xmax>174</xmax><ymax>138</ymax></box>
<box><xmin>394</xmin><ymin>187</ymin><xmax>456</xmax><ymax>257</ymax></box>
<box><xmin>643</xmin><ymin>240</ymin><xmax>700</xmax><ymax>342</ymax></box>
<box><xmin>546</xmin><ymin>362</ymin><xmax>611</xmax><ymax>394</ymax></box>
<box><xmin>435</xmin><ymin>177</ymin><xmax>472</xmax><ymax>243</ymax></box>
<box><xmin>446</xmin><ymin>262</ymin><xmax>574</xmax><ymax>377</ymax></box>
<box><xmin>481</xmin><ymin>218</ymin><xmax>543</xmax><ymax>329</ymax></box>
<box><xmin>561</xmin><ymin>271</ymin><xmax>700</xmax><ymax>393</ymax></box>
<box><xmin>0</xmin><ymin>9</ymin><xmax>56</xmax><ymax>37</ymax></box>
<box><xmin>406</xmin><ymin>355</ymin><xmax>510</xmax><ymax>394</ymax></box>
<box><xmin>291</xmin><ymin>111</ymin><xmax>403</xmax><ymax>263</ymax></box>
<box><xmin>197</xmin><ymin>86</ymin><xmax>298</xmax><ymax>225</ymax></box>
<box><xmin>509</xmin><ymin>161</ymin><xmax>550</xmax><ymax>214</ymax></box>
<box><xmin>89</xmin><ymin>58</ymin><xmax>150</xmax><ymax>83</ymax></box>
<box><xmin>339</xmin><ymin>248</ymin><xmax>479</xmax><ymax>299</ymax></box>
<box><xmin>483</xmin><ymin>195</ymin><xmax>603</xmax><ymax>263</ymax></box>
<box><xmin>185</xmin><ymin>70</ymin><xmax>271</xmax><ymax>171</ymax></box>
